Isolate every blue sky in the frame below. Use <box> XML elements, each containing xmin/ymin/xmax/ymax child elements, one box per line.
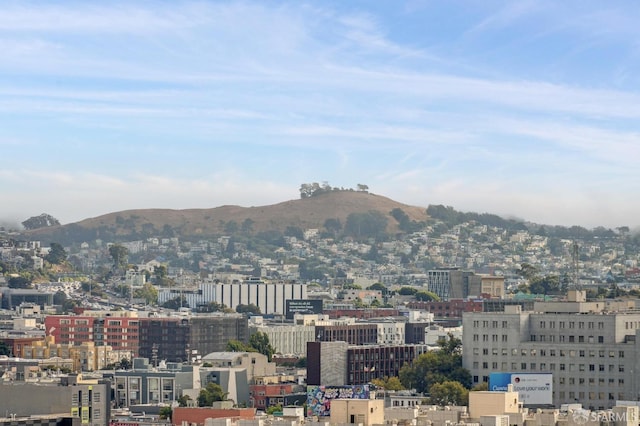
<box><xmin>2</xmin><ymin>1</ymin><xmax>640</xmax><ymax>229</ymax></box>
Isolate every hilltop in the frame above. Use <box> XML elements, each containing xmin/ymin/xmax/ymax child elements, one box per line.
<box><xmin>21</xmin><ymin>191</ymin><xmax>430</xmax><ymax>245</ymax></box>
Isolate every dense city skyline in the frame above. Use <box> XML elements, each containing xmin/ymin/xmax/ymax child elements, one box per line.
<box><xmin>2</xmin><ymin>1</ymin><xmax>640</xmax><ymax>228</ymax></box>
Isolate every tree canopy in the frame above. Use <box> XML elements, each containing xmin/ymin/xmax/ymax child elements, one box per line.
<box><xmin>398</xmin><ymin>334</ymin><xmax>471</xmax><ymax>393</ymax></box>
<box><xmin>249</xmin><ymin>331</ymin><xmax>276</xmax><ymax>362</ymax></box>
<box><xmin>45</xmin><ymin>242</ymin><xmax>67</xmax><ymax>265</ymax></box>
<box><xmin>429</xmin><ymin>381</ymin><xmax>469</xmax><ymax>406</ymax></box>
<box><xmin>197</xmin><ymin>382</ymin><xmax>228</xmax><ymax>406</ymax></box>
<box><xmin>371</xmin><ymin>376</ymin><xmax>405</xmax><ymax>391</ymax></box>
<box><xmin>133</xmin><ymin>282</ymin><xmax>158</xmax><ymax>304</ymax></box>
<box><xmin>415</xmin><ymin>290</ymin><xmax>440</xmax><ymax>301</ymax></box>
<box><xmin>109</xmin><ymin>244</ymin><xmax>129</xmax><ymax>270</ymax></box>
<box><xmin>161</xmin><ymin>295</ymin><xmax>188</xmax><ymax>310</ymax></box>
<box><xmin>235</xmin><ymin>303</ymin><xmax>261</xmax><ymax>314</ymax></box>
<box><xmin>8</xmin><ymin>276</ymin><xmax>32</xmax><ymax>289</ymax></box>
<box><xmin>344</xmin><ymin>210</ymin><xmax>388</xmax><ymax>240</ymax></box>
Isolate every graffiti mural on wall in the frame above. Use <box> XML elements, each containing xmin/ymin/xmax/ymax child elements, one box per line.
<box><xmin>306</xmin><ymin>385</ymin><xmax>370</xmax><ymax>417</ymax></box>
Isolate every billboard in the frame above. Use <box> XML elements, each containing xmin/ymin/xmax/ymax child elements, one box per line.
<box><xmin>306</xmin><ymin>385</ymin><xmax>370</xmax><ymax>417</ymax></box>
<box><xmin>489</xmin><ymin>373</ymin><xmax>552</xmax><ymax>405</ymax></box>
<box><xmin>286</xmin><ymin>299</ymin><xmax>323</xmax><ymax>319</ymax></box>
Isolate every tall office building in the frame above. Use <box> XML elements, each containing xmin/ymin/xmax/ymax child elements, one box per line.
<box><xmin>462</xmin><ymin>291</ymin><xmax>640</xmax><ymax>410</ymax></box>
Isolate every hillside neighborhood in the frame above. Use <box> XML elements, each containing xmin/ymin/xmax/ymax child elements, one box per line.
<box><xmin>2</xmin><ymin>199</ymin><xmax>640</xmax><ymax>426</ymax></box>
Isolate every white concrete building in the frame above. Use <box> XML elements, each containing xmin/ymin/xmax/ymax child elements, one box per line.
<box><xmin>463</xmin><ymin>290</ymin><xmax>640</xmax><ymax>410</ymax></box>
<box><xmin>158</xmin><ymin>278</ymin><xmax>307</xmax><ymax>315</ymax></box>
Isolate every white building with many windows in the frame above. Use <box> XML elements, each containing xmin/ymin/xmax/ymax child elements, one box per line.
<box><xmin>157</xmin><ymin>278</ymin><xmax>307</xmax><ymax>315</ymax></box>
<box><xmin>463</xmin><ymin>290</ymin><xmax>640</xmax><ymax>410</ymax></box>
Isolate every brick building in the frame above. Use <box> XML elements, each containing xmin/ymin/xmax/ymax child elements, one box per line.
<box><xmin>44</xmin><ymin>315</ymin><xmax>139</xmax><ymax>356</ymax></box>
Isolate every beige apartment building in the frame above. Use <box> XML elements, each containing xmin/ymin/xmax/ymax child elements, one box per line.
<box><xmin>463</xmin><ymin>290</ymin><xmax>640</xmax><ymax>410</ymax></box>
<box><xmin>329</xmin><ymin>398</ymin><xmax>384</xmax><ymax>426</ymax></box>
<box><xmin>22</xmin><ymin>336</ymin><xmax>130</xmax><ymax>371</ymax></box>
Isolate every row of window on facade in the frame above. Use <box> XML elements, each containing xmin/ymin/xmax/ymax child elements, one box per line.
<box><xmin>471</xmin><ymin>320</ymin><xmax>610</xmax><ymax>329</ymax></box>
<box><xmin>473</xmin><ymin>360</ymin><xmax>627</xmax><ymax>373</ymax></box>
<box><xmin>472</xmin><ymin>347</ymin><xmax>624</xmax><ymax>358</ymax></box>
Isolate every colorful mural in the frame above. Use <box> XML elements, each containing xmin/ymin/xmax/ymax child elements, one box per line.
<box><xmin>306</xmin><ymin>385</ymin><xmax>370</xmax><ymax>417</ymax></box>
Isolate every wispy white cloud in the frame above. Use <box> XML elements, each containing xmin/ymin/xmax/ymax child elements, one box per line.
<box><xmin>465</xmin><ymin>0</ymin><xmax>543</xmax><ymax>36</ymax></box>
<box><xmin>2</xmin><ymin>1</ymin><xmax>640</xmax><ymax>228</ymax></box>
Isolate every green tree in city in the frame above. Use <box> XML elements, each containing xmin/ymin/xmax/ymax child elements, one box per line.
<box><xmin>266</xmin><ymin>404</ymin><xmax>282</xmax><ymax>415</ymax></box>
<box><xmin>178</xmin><ymin>395</ymin><xmax>192</xmax><ymax>407</ymax></box>
<box><xmin>159</xmin><ymin>406</ymin><xmax>172</xmax><ymax>420</ymax></box>
<box><xmin>371</xmin><ymin>376</ymin><xmax>405</xmax><ymax>391</ymax></box>
<box><xmin>398</xmin><ymin>334</ymin><xmax>471</xmax><ymax>393</ymax></box>
<box><xmin>197</xmin><ymin>382</ymin><xmax>228</xmax><ymax>406</ymax></box>
<box><xmin>8</xmin><ymin>276</ymin><xmax>32</xmax><ymax>289</ymax></box>
<box><xmin>226</xmin><ymin>339</ymin><xmax>254</xmax><ymax>353</ymax></box>
<box><xmin>249</xmin><ymin>331</ymin><xmax>276</xmax><ymax>362</ymax></box>
<box><xmin>415</xmin><ymin>290</ymin><xmax>440</xmax><ymax>301</ymax></box>
<box><xmin>367</xmin><ymin>282</ymin><xmax>387</xmax><ymax>293</ymax></box>
<box><xmin>134</xmin><ymin>282</ymin><xmax>158</xmax><ymax>304</ymax></box>
<box><xmin>45</xmin><ymin>242</ymin><xmax>67</xmax><ymax>265</ymax></box>
<box><xmin>471</xmin><ymin>382</ymin><xmax>489</xmax><ymax>391</ymax></box>
<box><xmin>161</xmin><ymin>295</ymin><xmax>188</xmax><ymax>310</ymax></box>
<box><xmin>398</xmin><ymin>287</ymin><xmax>418</xmax><ymax>296</ymax></box>
<box><xmin>429</xmin><ymin>381</ymin><xmax>469</xmax><ymax>406</ymax></box>
<box><xmin>109</xmin><ymin>244</ymin><xmax>129</xmax><ymax>271</ymax></box>
<box><xmin>236</xmin><ymin>304</ymin><xmax>261</xmax><ymax>314</ymax></box>
<box><xmin>53</xmin><ymin>290</ymin><xmax>68</xmax><ymax>306</ymax></box>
